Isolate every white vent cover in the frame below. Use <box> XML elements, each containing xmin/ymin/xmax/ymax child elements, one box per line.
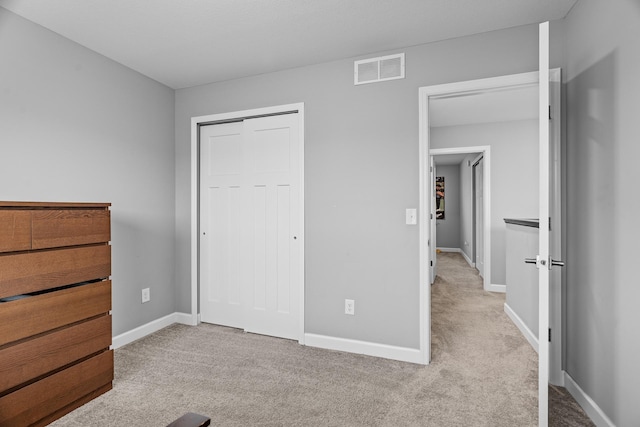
<box><xmin>354</xmin><ymin>53</ymin><xmax>405</xmax><ymax>85</ymax></box>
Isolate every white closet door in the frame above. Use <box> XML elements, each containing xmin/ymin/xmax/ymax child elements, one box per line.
<box><xmin>200</xmin><ymin>122</ymin><xmax>245</xmax><ymax>328</ymax></box>
<box><xmin>242</xmin><ymin>114</ymin><xmax>300</xmax><ymax>340</ymax></box>
<box><xmin>199</xmin><ymin>114</ymin><xmax>300</xmax><ymax>341</ymax></box>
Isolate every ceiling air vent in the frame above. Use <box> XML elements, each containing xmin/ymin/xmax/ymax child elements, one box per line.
<box><xmin>354</xmin><ymin>53</ymin><xmax>405</xmax><ymax>85</ymax></box>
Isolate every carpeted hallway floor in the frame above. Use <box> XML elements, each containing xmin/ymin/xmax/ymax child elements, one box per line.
<box><xmin>50</xmin><ymin>252</ymin><xmax>593</xmax><ymax>426</ymax></box>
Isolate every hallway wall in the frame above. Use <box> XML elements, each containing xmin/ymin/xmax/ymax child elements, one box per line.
<box><xmin>435</xmin><ymin>164</ymin><xmax>461</xmax><ymax>249</ymax></box>
<box><xmin>430</xmin><ymin>119</ymin><xmax>538</xmax><ymax>286</ymax></box>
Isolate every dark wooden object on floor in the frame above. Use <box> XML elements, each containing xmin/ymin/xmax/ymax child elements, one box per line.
<box><xmin>0</xmin><ymin>201</ymin><xmax>113</xmax><ymax>427</ymax></box>
<box><xmin>167</xmin><ymin>412</ymin><xmax>212</xmax><ymax>427</ymax></box>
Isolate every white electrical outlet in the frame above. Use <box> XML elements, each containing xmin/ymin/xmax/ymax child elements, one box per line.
<box><xmin>345</xmin><ymin>299</ymin><xmax>355</xmax><ymax>315</ymax></box>
<box><xmin>142</xmin><ymin>288</ymin><xmax>150</xmax><ymax>303</ymax></box>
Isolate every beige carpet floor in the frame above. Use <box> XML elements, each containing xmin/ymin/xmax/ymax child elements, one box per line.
<box><xmin>50</xmin><ymin>252</ymin><xmax>592</xmax><ymax>426</ymax></box>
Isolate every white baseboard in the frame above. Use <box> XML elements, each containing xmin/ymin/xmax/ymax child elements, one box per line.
<box><xmin>564</xmin><ymin>371</ymin><xmax>615</xmax><ymax>427</ymax></box>
<box><xmin>489</xmin><ymin>284</ymin><xmax>506</xmax><ymax>293</ymax></box>
<box><xmin>305</xmin><ymin>333</ymin><xmax>424</xmax><ymax>365</ymax></box>
<box><xmin>460</xmin><ymin>250</ymin><xmax>475</xmax><ymax>267</ymax></box>
<box><xmin>114</xmin><ymin>315</ymin><xmax>425</xmax><ymax>365</ymax></box>
<box><xmin>112</xmin><ymin>312</ymin><xmax>194</xmax><ymax>349</ymax></box>
<box><xmin>504</xmin><ymin>303</ymin><xmax>538</xmax><ymax>353</ymax></box>
<box><xmin>176</xmin><ymin>311</ymin><xmax>198</xmax><ymax>326</ymax></box>
<box><xmin>436</xmin><ymin>247</ymin><xmax>460</xmax><ymax>253</ymax></box>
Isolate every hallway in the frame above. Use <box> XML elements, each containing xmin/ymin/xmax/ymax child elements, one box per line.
<box><xmin>432</xmin><ymin>251</ymin><xmax>594</xmax><ymax>426</ymax></box>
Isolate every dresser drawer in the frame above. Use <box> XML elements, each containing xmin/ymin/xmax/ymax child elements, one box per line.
<box><xmin>0</xmin><ymin>244</ymin><xmax>111</xmax><ymax>299</ymax></box>
<box><xmin>0</xmin><ymin>314</ymin><xmax>111</xmax><ymax>394</ymax></box>
<box><xmin>32</xmin><ymin>209</ymin><xmax>110</xmax><ymax>249</ymax></box>
<box><xmin>0</xmin><ymin>350</ymin><xmax>113</xmax><ymax>427</ymax></box>
<box><xmin>0</xmin><ymin>280</ymin><xmax>111</xmax><ymax>347</ymax></box>
<box><xmin>0</xmin><ymin>211</ymin><xmax>31</xmax><ymax>253</ymax></box>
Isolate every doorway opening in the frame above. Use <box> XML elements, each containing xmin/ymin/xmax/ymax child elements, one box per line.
<box><xmin>429</xmin><ymin>147</ymin><xmax>491</xmax><ymax>292</ymax></box>
<box><xmin>418</xmin><ymin>71</ymin><xmax>561</xmax><ymax>378</ymax></box>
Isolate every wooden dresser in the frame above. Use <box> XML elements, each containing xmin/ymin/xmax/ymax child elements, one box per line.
<box><xmin>0</xmin><ymin>202</ymin><xmax>113</xmax><ymax>427</ymax></box>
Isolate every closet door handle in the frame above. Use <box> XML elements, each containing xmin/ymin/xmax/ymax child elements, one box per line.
<box><xmin>524</xmin><ymin>258</ymin><xmax>537</xmax><ymax>265</ymax></box>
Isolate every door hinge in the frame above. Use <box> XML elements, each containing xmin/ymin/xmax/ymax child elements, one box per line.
<box><xmin>428</xmin><ymin>239</ymin><xmax>430</xmax><ymax>247</ymax></box>
<box><xmin>430</xmin><ymin>261</ymin><xmax>433</xmax><ymax>267</ymax></box>
<box><xmin>430</xmin><ymin>213</ymin><xmax>433</xmax><ymax>220</ymax></box>
<box><xmin>549</xmin><ymin>105</ymin><xmax>552</xmax><ymax>121</ymax></box>
<box><xmin>548</xmin><ymin>328</ymin><xmax>551</xmax><ymax>342</ymax></box>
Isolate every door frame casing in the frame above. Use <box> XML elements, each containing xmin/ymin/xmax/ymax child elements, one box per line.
<box><xmin>472</xmin><ymin>153</ymin><xmax>483</xmax><ymax>270</ymax></box>
<box><xmin>189</xmin><ymin>103</ymin><xmax>305</xmax><ymax>343</ymax></box>
<box><xmin>430</xmin><ymin>147</ymin><xmax>492</xmax><ymax>292</ymax></box>
<box><xmin>419</xmin><ymin>70</ymin><xmax>561</xmax><ymax>368</ymax></box>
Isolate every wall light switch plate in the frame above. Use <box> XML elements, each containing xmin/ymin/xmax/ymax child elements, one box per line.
<box><xmin>406</xmin><ymin>208</ymin><xmax>417</xmax><ymax>225</ymax></box>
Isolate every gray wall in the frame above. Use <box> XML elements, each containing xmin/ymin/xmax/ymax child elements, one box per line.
<box><xmin>504</xmin><ymin>223</ymin><xmax>539</xmax><ymax>336</ymax></box>
<box><xmin>0</xmin><ymin>8</ymin><xmax>176</xmax><ymax>336</ymax></box>
<box><xmin>430</xmin><ymin>120</ymin><xmax>539</xmax><ymax>286</ymax></box>
<box><xmin>175</xmin><ymin>24</ymin><xmax>555</xmax><ymax>349</ymax></box>
<box><xmin>562</xmin><ymin>0</ymin><xmax>640</xmax><ymax>424</ymax></box>
<box><xmin>434</xmin><ymin>164</ymin><xmax>460</xmax><ymax>249</ymax></box>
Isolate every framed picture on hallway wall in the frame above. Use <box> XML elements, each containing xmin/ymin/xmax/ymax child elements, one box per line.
<box><xmin>436</xmin><ymin>176</ymin><xmax>445</xmax><ymax>219</ymax></box>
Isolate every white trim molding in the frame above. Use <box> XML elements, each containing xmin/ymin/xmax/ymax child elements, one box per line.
<box><xmin>504</xmin><ymin>303</ymin><xmax>538</xmax><ymax>352</ymax></box>
<box><xmin>564</xmin><ymin>372</ymin><xmax>615</xmax><ymax>427</ymax></box>
<box><xmin>430</xmin><ymin>146</ymin><xmax>492</xmax><ymax>293</ymax></box>
<box><xmin>418</xmin><ymin>86</ymin><xmax>431</xmax><ymax>365</ymax></box>
<box><xmin>420</xmin><ymin>70</ymin><xmax>546</xmax><ymax>369</ymax></box>
<box><xmin>435</xmin><ymin>247</ymin><xmax>460</xmax><ymax>252</ymax></box>
<box><xmin>112</xmin><ymin>312</ymin><xmax>194</xmax><ymax>349</ymax></box>
<box><xmin>305</xmin><ymin>334</ymin><xmax>423</xmax><ymax>365</ymax></box>
<box><xmin>489</xmin><ymin>284</ymin><xmax>506</xmax><ymax>293</ymax></box>
<box><xmin>460</xmin><ymin>251</ymin><xmax>475</xmax><ymax>267</ymax></box>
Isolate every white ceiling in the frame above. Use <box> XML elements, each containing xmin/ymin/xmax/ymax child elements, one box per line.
<box><xmin>0</xmin><ymin>0</ymin><xmax>576</xmax><ymax>89</ymax></box>
<box><xmin>434</xmin><ymin>154</ymin><xmax>476</xmax><ymax>166</ymax></box>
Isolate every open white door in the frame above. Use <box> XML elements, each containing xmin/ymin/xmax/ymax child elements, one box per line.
<box><xmin>548</xmin><ymin>68</ymin><xmax>563</xmax><ymax>386</ymax></box>
<box><xmin>538</xmin><ymin>22</ymin><xmax>567</xmax><ymax>425</ymax></box>
<box><xmin>537</xmin><ymin>21</ymin><xmax>552</xmax><ymax>427</ymax></box>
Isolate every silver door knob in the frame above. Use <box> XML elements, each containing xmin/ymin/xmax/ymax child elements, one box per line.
<box><xmin>524</xmin><ymin>258</ymin><xmax>537</xmax><ymax>264</ymax></box>
<box><xmin>551</xmin><ymin>259</ymin><xmax>565</xmax><ymax>267</ymax></box>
